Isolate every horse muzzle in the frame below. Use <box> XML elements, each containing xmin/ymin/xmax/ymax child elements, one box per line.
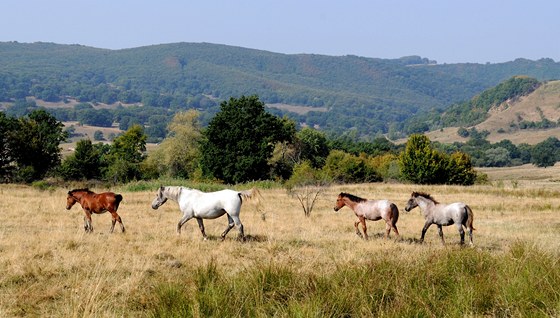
<box><xmin>333</xmin><ymin>206</ymin><xmax>340</xmax><ymax>212</ymax></box>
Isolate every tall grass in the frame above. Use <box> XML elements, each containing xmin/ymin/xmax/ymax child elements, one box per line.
<box><xmin>146</xmin><ymin>243</ymin><xmax>560</xmax><ymax>317</ymax></box>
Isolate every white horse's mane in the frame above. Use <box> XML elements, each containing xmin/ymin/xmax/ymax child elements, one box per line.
<box><xmin>162</xmin><ymin>186</ymin><xmax>187</xmax><ymax>201</ymax></box>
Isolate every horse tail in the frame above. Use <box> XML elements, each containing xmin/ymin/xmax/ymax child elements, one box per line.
<box><xmin>390</xmin><ymin>203</ymin><xmax>399</xmax><ymax>225</ymax></box>
<box><xmin>238</xmin><ymin>188</ymin><xmax>264</xmax><ymax>211</ymax></box>
<box><xmin>465</xmin><ymin>205</ymin><xmax>475</xmax><ymax>231</ymax></box>
<box><xmin>114</xmin><ymin>194</ymin><xmax>123</xmax><ymax>211</ymax></box>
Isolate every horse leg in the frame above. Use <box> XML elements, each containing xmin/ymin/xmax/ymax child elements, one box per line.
<box><xmin>221</xmin><ymin>214</ymin><xmax>235</xmax><ymax>241</ymax></box>
<box><xmin>437</xmin><ymin>224</ymin><xmax>445</xmax><ymax>244</ymax></box>
<box><xmin>84</xmin><ymin>212</ymin><xmax>93</xmax><ymax>233</ymax></box>
<box><xmin>354</xmin><ymin>220</ymin><xmax>363</xmax><ymax>239</ymax></box>
<box><xmin>108</xmin><ymin>212</ymin><xmax>124</xmax><ymax>233</ymax></box>
<box><xmin>391</xmin><ymin>222</ymin><xmax>400</xmax><ymax>238</ymax></box>
<box><xmin>230</xmin><ymin>215</ymin><xmax>245</xmax><ymax>241</ymax></box>
<box><xmin>117</xmin><ymin>214</ymin><xmax>125</xmax><ymax>233</ymax></box>
<box><xmin>195</xmin><ymin>218</ymin><xmax>207</xmax><ymax>240</ymax></box>
<box><xmin>468</xmin><ymin>227</ymin><xmax>474</xmax><ymax>246</ymax></box>
<box><xmin>384</xmin><ymin>222</ymin><xmax>391</xmax><ymax>239</ymax></box>
<box><xmin>420</xmin><ymin>222</ymin><xmax>432</xmax><ymax>243</ymax></box>
<box><xmin>360</xmin><ymin>217</ymin><xmax>368</xmax><ymax>240</ymax></box>
<box><xmin>457</xmin><ymin>224</ymin><xmax>465</xmax><ymax>245</ymax></box>
<box><xmin>385</xmin><ymin>218</ymin><xmax>400</xmax><ymax>239</ymax></box>
<box><xmin>177</xmin><ymin>215</ymin><xmax>192</xmax><ymax>234</ymax></box>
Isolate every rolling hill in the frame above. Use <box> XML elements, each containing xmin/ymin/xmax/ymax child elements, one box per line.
<box><xmin>1</xmin><ymin>41</ymin><xmax>560</xmax><ymax>138</ymax></box>
<box><xmin>425</xmin><ymin>80</ymin><xmax>560</xmax><ymax>144</ymax></box>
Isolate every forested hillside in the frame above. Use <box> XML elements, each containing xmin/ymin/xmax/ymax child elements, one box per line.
<box><xmin>1</xmin><ymin>41</ymin><xmax>560</xmax><ymax>138</ymax></box>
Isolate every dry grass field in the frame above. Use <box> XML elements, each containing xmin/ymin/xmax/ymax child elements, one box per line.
<box><xmin>1</xmin><ymin>172</ymin><xmax>559</xmax><ymax>316</ymax></box>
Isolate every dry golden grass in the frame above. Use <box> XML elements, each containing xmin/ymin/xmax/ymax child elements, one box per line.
<box><xmin>1</xmin><ymin>178</ymin><xmax>559</xmax><ymax>316</ymax></box>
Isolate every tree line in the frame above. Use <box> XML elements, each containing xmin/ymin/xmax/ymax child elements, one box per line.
<box><xmin>2</xmin><ymin>95</ymin><xmax>560</xmax><ymax>186</ymax></box>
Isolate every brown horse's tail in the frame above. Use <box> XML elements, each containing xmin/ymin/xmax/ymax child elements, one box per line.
<box><xmin>466</xmin><ymin>205</ymin><xmax>475</xmax><ymax>231</ymax></box>
<box><xmin>390</xmin><ymin>203</ymin><xmax>399</xmax><ymax>225</ymax></box>
<box><xmin>114</xmin><ymin>194</ymin><xmax>123</xmax><ymax>211</ymax></box>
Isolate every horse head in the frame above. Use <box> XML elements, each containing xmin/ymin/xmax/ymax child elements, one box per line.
<box><xmin>151</xmin><ymin>186</ymin><xmax>168</xmax><ymax>209</ymax></box>
<box><xmin>66</xmin><ymin>190</ymin><xmax>80</xmax><ymax>210</ymax></box>
<box><xmin>404</xmin><ymin>192</ymin><xmax>419</xmax><ymax>212</ymax></box>
<box><xmin>333</xmin><ymin>193</ymin><xmax>346</xmax><ymax>211</ymax></box>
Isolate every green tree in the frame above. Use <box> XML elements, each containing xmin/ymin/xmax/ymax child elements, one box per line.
<box><xmin>105</xmin><ymin>124</ymin><xmax>147</xmax><ymax>182</ymax></box>
<box><xmin>93</xmin><ymin>130</ymin><xmax>104</xmax><ymax>141</ymax></box>
<box><xmin>446</xmin><ymin>152</ymin><xmax>477</xmax><ymax>185</ymax></box>
<box><xmin>483</xmin><ymin>147</ymin><xmax>511</xmax><ymax>167</ymax></box>
<box><xmin>8</xmin><ymin>110</ymin><xmax>67</xmax><ymax>182</ymax></box>
<box><xmin>399</xmin><ymin>134</ymin><xmax>447</xmax><ymax>184</ymax></box>
<box><xmin>78</xmin><ymin>109</ymin><xmax>114</xmax><ymax>127</ymax></box>
<box><xmin>59</xmin><ymin>139</ymin><xmax>109</xmax><ymax>180</ymax></box>
<box><xmin>296</xmin><ymin>127</ymin><xmax>330</xmax><ymax>168</ymax></box>
<box><xmin>201</xmin><ymin>95</ymin><xmax>294</xmax><ymax>184</ymax></box>
<box><xmin>531</xmin><ymin>137</ymin><xmax>560</xmax><ymax>168</ymax></box>
<box><xmin>143</xmin><ymin>110</ymin><xmax>202</xmax><ymax>179</ymax></box>
<box><xmin>322</xmin><ymin>150</ymin><xmax>380</xmax><ymax>184</ymax></box>
<box><xmin>0</xmin><ymin>112</ymin><xmax>18</xmax><ymax>182</ymax></box>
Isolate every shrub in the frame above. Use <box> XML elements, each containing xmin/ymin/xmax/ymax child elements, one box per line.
<box><xmin>322</xmin><ymin>150</ymin><xmax>381</xmax><ymax>183</ymax></box>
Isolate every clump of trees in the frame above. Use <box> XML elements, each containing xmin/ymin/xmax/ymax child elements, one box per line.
<box><xmin>200</xmin><ymin>96</ymin><xmax>295</xmax><ymax>184</ymax></box>
<box><xmin>0</xmin><ymin>110</ymin><xmax>67</xmax><ymax>183</ymax></box>
<box><xmin>399</xmin><ymin>134</ymin><xmax>476</xmax><ymax>185</ymax></box>
<box><xmin>58</xmin><ymin>124</ymin><xmax>146</xmax><ymax>183</ymax></box>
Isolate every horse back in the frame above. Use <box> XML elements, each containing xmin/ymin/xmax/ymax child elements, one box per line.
<box><xmin>185</xmin><ymin>189</ymin><xmax>241</xmax><ymax>217</ymax></box>
<box><xmin>360</xmin><ymin>199</ymin><xmax>395</xmax><ymax>221</ymax></box>
<box><xmin>439</xmin><ymin>202</ymin><xmax>468</xmax><ymax>224</ymax></box>
<box><xmin>95</xmin><ymin>192</ymin><xmax>122</xmax><ymax>212</ymax></box>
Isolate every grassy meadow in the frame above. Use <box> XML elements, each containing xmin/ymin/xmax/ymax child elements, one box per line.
<box><xmin>1</xmin><ymin>167</ymin><xmax>560</xmax><ymax>317</ymax></box>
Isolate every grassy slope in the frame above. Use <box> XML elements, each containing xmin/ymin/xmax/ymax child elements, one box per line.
<box><xmin>426</xmin><ymin>80</ymin><xmax>560</xmax><ymax>145</ymax></box>
<box><xmin>0</xmin><ymin>172</ymin><xmax>559</xmax><ymax>316</ymax></box>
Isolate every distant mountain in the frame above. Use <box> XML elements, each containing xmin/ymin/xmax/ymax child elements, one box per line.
<box><xmin>1</xmin><ymin>41</ymin><xmax>560</xmax><ymax>138</ymax></box>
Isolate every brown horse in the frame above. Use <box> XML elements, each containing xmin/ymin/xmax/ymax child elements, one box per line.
<box><xmin>334</xmin><ymin>192</ymin><xmax>400</xmax><ymax>240</ymax></box>
<box><xmin>66</xmin><ymin>188</ymin><xmax>124</xmax><ymax>233</ymax></box>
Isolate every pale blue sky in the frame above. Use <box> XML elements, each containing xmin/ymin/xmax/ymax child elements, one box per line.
<box><xmin>1</xmin><ymin>0</ymin><xmax>559</xmax><ymax>64</ymax></box>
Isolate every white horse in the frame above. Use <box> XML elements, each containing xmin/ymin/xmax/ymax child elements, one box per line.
<box><xmin>151</xmin><ymin>186</ymin><xmax>260</xmax><ymax>241</ymax></box>
<box><xmin>404</xmin><ymin>191</ymin><xmax>475</xmax><ymax>245</ymax></box>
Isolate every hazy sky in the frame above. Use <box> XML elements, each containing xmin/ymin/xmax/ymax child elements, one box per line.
<box><xmin>1</xmin><ymin>0</ymin><xmax>559</xmax><ymax>64</ymax></box>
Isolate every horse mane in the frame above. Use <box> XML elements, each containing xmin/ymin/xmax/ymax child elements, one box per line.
<box><xmin>412</xmin><ymin>191</ymin><xmax>439</xmax><ymax>204</ymax></box>
<box><xmin>68</xmin><ymin>188</ymin><xmax>94</xmax><ymax>195</ymax></box>
<box><xmin>162</xmin><ymin>186</ymin><xmax>183</xmax><ymax>201</ymax></box>
<box><xmin>340</xmin><ymin>192</ymin><xmax>366</xmax><ymax>203</ymax></box>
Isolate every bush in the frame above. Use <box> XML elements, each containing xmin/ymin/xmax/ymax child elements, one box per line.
<box><xmin>400</xmin><ymin>134</ymin><xmax>476</xmax><ymax>185</ymax></box>
<box><xmin>322</xmin><ymin>150</ymin><xmax>381</xmax><ymax>184</ymax></box>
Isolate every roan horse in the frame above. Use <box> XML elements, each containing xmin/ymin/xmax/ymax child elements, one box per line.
<box><xmin>66</xmin><ymin>188</ymin><xmax>124</xmax><ymax>233</ymax></box>
<box><xmin>404</xmin><ymin>191</ymin><xmax>474</xmax><ymax>245</ymax></box>
<box><xmin>151</xmin><ymin>186</ymin><xmax>261</xmax><ymax>241</ymax></box>
<box><xmin>333</xmin><ymin>192</ymin><xmax>400</xmax><ymax>240</ymax></box>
